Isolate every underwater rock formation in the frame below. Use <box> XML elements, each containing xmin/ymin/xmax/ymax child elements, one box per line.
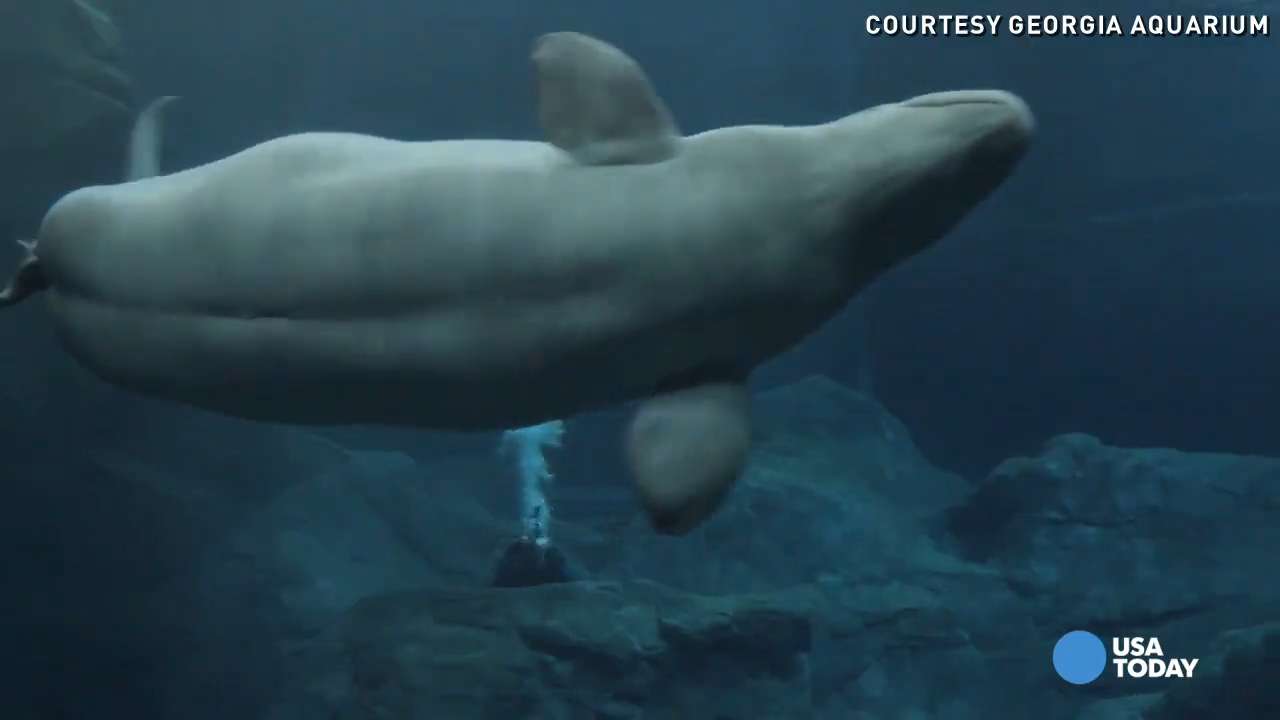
<box><xmin>948</xmin><ymin>433</ymin><xmax>1280</xmax><ymax>648</ymax></box>
<box><xmin>6</xmin><ymin>375</ymin><xmax>1279</xmax><ymax>718</ymax></box>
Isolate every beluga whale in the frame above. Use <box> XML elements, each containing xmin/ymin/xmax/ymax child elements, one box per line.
<box><xmin>0</xmin><ymin>32</ymin><xmax>1034</xmax><ymax>533</ymax></box>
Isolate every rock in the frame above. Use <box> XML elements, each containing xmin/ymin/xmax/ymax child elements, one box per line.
<box><xmin>152</xmin><ymin>449</ymin><xmax>516</xmax><ymax>718</ymax></box>
<box><xmin>490</xmin><ymin>538</ymin><xmax>580</xmax><ymax>588</ymax></box>
<box><xmin>215</xmin><ymin>453</ymin><xmax>441</xmax><ymax>630</ymax></box>
<box><xmin>753</xmin><ymin>375</ymin><xmax>971</xmax><ymax>518</ymax></box>
<box><xmin>11</xmin><ymin>373</ymin><xmax>1279</xmax><ymax>720</ymax></box>
<box><xmin>187</xmin><ymin>448</ymin><xmax>523</xmax><ymax>653</ymax></box>
<box><xmin>243</xmin><ymin>393</ymin><xmax>1280</xmax><ymax>719</ymax></box>
<box><xmin>328</xmin><ymin>581</ymin><xmax>814</xmax><ymax>719</ymax></box>
<box><xmin>1076</xmin><ymin>694</ymin><xmax>1163</xmax><ymax>720</ymax></box>
<box><xmin>270</xmin><ymin>572</ymin><xmax>1045</xmax><ymax>719</ymax></box>
<box><xmin>947</xmin><ymin>433</ymin><xmax>1280</xmax><ymax>696</ymax></box>
<box><xmin>578</xmin><ymin>375</ymin><xmax>973</xmax><ymax>594</ymax></box>
<box><xmin>1</xmin><ymin>397</ymin><xmax>361</xmax><ymax>719</ymax></box>
<box><xmin>1146</xmin><ymin>622</ymin><xmax>1280</xmax><ymax>719</ymax></box>
<box><xmin>266</xmin><ymin>378</ymin><xmax>1043</xmax><ymax>719</ymax></box>
<box><xmin>948</xmin><ymin>433</ymin><xmax>1280</xmax><ymax>601</ymax></box>
<box><xmin>1083</xmin><ymin>622</ymin><xmax>1280</xmax><ymax>719</ymax></box>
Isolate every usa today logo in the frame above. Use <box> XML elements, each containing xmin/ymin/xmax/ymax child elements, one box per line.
<box><xmin>1052</xmin><ymin>631</ymin><xmax>1199</xmax><ymax>684</ymax></box>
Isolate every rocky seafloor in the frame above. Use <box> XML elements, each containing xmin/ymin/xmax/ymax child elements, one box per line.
<box><xmin>4</xmin><ymin>372</ymin><xmax>1277</xmax><ymax>719</ymax></box>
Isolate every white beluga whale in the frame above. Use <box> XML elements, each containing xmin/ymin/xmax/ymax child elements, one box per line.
<box><xmin>0</xmin><ymin>32</ymin><xmax>1034</xmax><ymax>533</ymax></box>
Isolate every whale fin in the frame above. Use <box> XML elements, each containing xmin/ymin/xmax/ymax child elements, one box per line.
<box><xmin>532</xmin><ymin>32</ymin><xmax>680</xmax><ymax>165</ymax></box>
<box><xmin>625</xmin><ymin>379</ymin><xmax>750</xmax><ymax>534</ymax></box>
<box><xmin>126</xmin><ymin>95</ymin><xmax>180</xmax><ymax>181</ymax></box>
<box><xmin>0</xmin><ymin>240</ymin><xmax>48</xmax><ymax>308</ymax></box>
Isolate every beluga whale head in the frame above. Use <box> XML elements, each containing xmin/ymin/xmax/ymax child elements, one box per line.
<box><xmin>810</xmin><ymin>89</ymin><xmax>1035</xmax><ymax>290</ymax></box>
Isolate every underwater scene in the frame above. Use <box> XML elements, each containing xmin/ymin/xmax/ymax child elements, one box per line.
<box><xmin>1</xmin><ymin>1</ymin><xmax>1276</xmax><ymax>718</ymax></box>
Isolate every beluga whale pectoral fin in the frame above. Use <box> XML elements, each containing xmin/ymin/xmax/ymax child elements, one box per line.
<box><xmin>625</xmin><ymin>379</ymin><xmax>751</xmax><ymax>535</ymax></box>
<box><xmin>531</xmin><ymin>31</ymin><xmax>680</xmax><ymax>165</ymax></box>
<box><xmin>126</xmin><ymin>95</ymin><xmax>180</xmax><ymax>181</ymax></box>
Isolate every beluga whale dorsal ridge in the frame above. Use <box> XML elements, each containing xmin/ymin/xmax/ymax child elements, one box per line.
<box><xmin>1</xmin><ymin>31</ymin><xmax>1034</xmax><ymax>534</ymax></box>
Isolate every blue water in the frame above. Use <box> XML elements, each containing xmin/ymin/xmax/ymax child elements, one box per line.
<box><xmin>1</xmin><ymin>1</ymin><xmax>1276</xmax><ymax>718</ymax></box>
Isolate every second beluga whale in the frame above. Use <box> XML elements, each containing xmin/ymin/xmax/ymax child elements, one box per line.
<box><xmin>0</xmin><ymin>32</ymin><xmax>1034</xmax><ymax>532</ymax></box>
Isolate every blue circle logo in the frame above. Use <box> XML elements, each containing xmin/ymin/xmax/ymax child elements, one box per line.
<box><xmin>1053</xmin><ymin>630</ymin><xmax>1107</xmax><ymax>684</ymax></box>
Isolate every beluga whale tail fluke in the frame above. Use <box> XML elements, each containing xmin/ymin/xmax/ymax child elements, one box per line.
<box><xmin>0</xmin><ymin>240</ymin><xmax>45</xmax><ymax>308</ymax></box>
<box><xmin>126</xmin><ymin>95</ymin><xmax>180</xmax><ymax>181</ymax></box>
<box><xmin>0</xmin><ymin>31</ymin><xmax>1034</xmax><ymax>534</ymax></box>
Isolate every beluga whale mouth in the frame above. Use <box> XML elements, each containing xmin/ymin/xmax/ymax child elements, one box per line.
<box><xmin>1</xmin><ymin>31</ymin><xmax>1034</xmax><ymax>535</ymax></box>
<box><xmin>809</xmin><ymin>86</ymin><xmax>1035</xmax><ymax>287</ymax></box>
<box><xmin>899</xmin><ymin>88</ymin><xmax>1035</xmax><ymax>156</ymax></box>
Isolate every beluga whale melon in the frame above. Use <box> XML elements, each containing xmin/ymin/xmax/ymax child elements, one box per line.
<box><xmin>0</xmin><ymin>32</ymin><xmax>1034</xmax><ymax>533</ymax></box>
